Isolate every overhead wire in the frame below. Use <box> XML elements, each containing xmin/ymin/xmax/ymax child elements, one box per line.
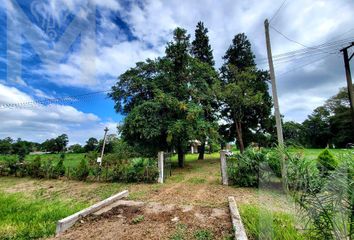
<box><xmin>269</xmin><ymin>0</ymin><xmax>289</xmax><ymax>23</ymax></box>
<box><xmin>0</xmin><ymin>89</ymin><xmax>112</xmax><ymax>110</ymax></box>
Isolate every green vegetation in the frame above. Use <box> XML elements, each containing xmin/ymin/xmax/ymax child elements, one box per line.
<box><xmin>316</xmin><ymin>148</ymin><xmax>337</xmax><ymax>176</ymax></box>
<box><xmin>131</xmin><ymin>215</ymin><xmax>145</xmax><ymax>224</ymax></box>
<box><xmin>170</xmin><ymin>223</ymin><xmax>188</xmax><ymax>240</ymax></box>
<box><xmin>194</xmin><ymin>229</ymin><xmax>214</xmax><ymax>240</ymax></box>
<box><xmin>228</xmin><ymin>147</ymin><xmax>354</xmax><ymax>239</ymax></box>
<box><xmin>240</xmin><ymin>204</ymin><xmax>305</xmax><ymax>240</ymax></box>
<box><xmin>0</xmin><ymin>192</ymin><xmax>87</xmax><ymax>240</ymax></box>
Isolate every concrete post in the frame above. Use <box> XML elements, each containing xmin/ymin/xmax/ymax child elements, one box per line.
<box><xmin>158</xmin><ymin>151</ymin><xmax>164</xmax><ymax>183</ymax></box>
<box><xmin>220</xmin><ymin>150</ymin><xmax>228</xmax><ymax>185</ymax></box>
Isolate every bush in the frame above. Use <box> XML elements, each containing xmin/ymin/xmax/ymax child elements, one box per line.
<box><xmin>54</xmin><ymin>154</ymin><xmax>66</xmax><ymax>177</ymax></box>
<box><xmin>316</xmin><ymin>149</ymin><xmax>337</xmax><ymax>176</ymax></box>
<box><xmin>285</xmin><ymin>151</ymin><xmax>320</xmax><ymax>192</ymax></box>
<box><xmin>41</xmin><ymin>159</ymin><xmax>58</xmax><ymax>179</ymax></box>
<box><xmin>266</xmin><ymin>150</ymin><xmax>282</xmax><ymax>178</ymax></box>
<box><xmin>228</xmin><ymin>148</ymin><xmax>268</xmax><ymax>187</ymax></box>
<box><xmin>76</xmin><ymin>159</ymin><xmax>90</xmax><ymax>181</ymax></box>
<box><xmin>112</xmin><ymin>158</ymin><xmax>158</xmax><ymax>183</ymax></box>
<box><xmin>27</xmin><ymin>156</ymin><xmax>42</xmax><ymax>178</ymax></box>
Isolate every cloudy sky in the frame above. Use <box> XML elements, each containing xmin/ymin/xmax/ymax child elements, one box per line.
<box><xmin>0</xmin><ymin>0</ymin><xmax>353</xmax><ymax>144</ymax></box>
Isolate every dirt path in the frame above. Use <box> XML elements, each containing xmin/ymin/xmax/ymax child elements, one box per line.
<box><xmin>53</xmin><ymin>200</ymin><xmax>233</xmax><ymax>240</ymax></box>
<box><xmin>51</xmin><ymin>156</ymin><xmax>292</xmax><ymax>239</ymax></box>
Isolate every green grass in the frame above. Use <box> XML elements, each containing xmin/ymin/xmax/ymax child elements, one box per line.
<box><xmin>0</xmin><ymin>153</ymin><xmax>84</xmax><ymax>169</ymax></box>
<box><xmin>239</xmin><ymin>204</ymin><xmax>305</xmax><ymax>240</ymax></box>
<box><xmin>0</xmin><ymin>192</ymin><xmax>87</xmax><ymax>240</ymax></box>
<box><xmin>194</xmin><ymin>229</ymin><xmax>213</xmax><ymax>240</ymax></box>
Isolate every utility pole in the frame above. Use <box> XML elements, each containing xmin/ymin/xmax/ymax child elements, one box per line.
<box><xmin>99</xmin><ymin>127</ymin><xmax>109</xmax><ymax>167</ymax></box>
<box><xmin>264</xmin><ymin>19</ymin><xmax>284</xmax><ymax>146</ymax></box>
<box><xmin>265</xmin><ymin>19</ymin><xmax>287</xmax><ymax>193</ymax></box>
<box><xmin>340</xmin><ymin>42</ymin><xmax>354</xmax><ymax>132</ymax></box>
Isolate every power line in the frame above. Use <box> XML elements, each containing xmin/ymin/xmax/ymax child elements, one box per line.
<box><xmin>269</xmin><ymin>25</ymin><xmax>337</xmax><ymax>55</ymax></box>
<box><xmin>277</xmin><ymin>53</ymin><xmax>338</xmax><ymax>78</ymax></box>
<box><xmin>256</xmin><ymin>36</ymin><xmax>353</xmax><ymax>64</ymax></box>
<box><xmin>269</xmin><ymin>0</ymin><xmax>289</xmax><ymax>23</ymax></box>
<box><xmin>0</xmin><ymin>89</ymin><xmax>112</xmax><ymax>109</ymax></box>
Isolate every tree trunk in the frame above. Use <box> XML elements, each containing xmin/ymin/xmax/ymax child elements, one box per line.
<box><xmin>235</xmin><ymin>121</ymin><xmax>245</xmax><ymax>153</ymax></box>
<box><xmin>198</xmin><ymin>142</ymin><xmax>205</xmax><ymax>160</ymax></box>
<box><xmin>177</xmin><ymin>145</ymin><xmax>185</xmax><ymax>168</ymax></box>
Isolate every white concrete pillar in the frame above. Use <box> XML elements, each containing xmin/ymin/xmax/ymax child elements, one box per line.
<box><xmin>158</xmin><ymin>151</ymin><xmax>164</xmax><ymax>183</ymax></box>
<box><xmin>220</xmin><ymin>150</ymin><xmax>228</xmax><ymax>185</ymax></box>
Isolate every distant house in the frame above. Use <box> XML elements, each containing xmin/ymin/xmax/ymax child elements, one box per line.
<box><xmin>29</xmin><ymin>151</ymin><xmax>50</xmax><ymax>155</ymax></box>
<box><xmin>189</xmin><ymin>140</ymin><xmax>201</xmax><ymax>154</ymax></box>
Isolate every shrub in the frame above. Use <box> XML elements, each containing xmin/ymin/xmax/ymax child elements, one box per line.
<box><xmin>266</xmin><ymin>150</ymin><xmax>282</xmax><ymax>178</ymax></box>
<box><xmin>285</xmin><ymin>152</ymin><xmax>320</xmax><ymax>192</ymax></box>
<box><xmin>228</xmin><ymin>148</ymin><xmax>268</xmax><ymax>187</ymax></box>
<box><xmin>112</xmin><ymin>158</ymin><xmax>158</xmax><ymax>183</ymax></box>
<box><xmin>17</xmin><ymin>147</ymin><xmax>26</xmax><ymax>162</ymax></box>
<box><xmin>112</xmin><ymin>160</ymin><xmax>129</xmax><ymax>181</ymax></box>
<box><xmin>27</xmin><ymin>156</ymin><xmax>42</xmax><ymax>178</ymax></box>
<box><xmin>85</xmin><ymin>151</ymin><xmax>99</xmax><ymax>166</ymax></box>
<box><xmin>126</xmin><ymin>158</ymin><xmax>158</xmax><ymax>183</ymax></box>
<box><xmin>5</xmin><ymin>157</ymin><xmax>20</xmax><ymax>175</ymax></box>
<box><xmin>294</xmin><ymin>156</ymin><xmax>353</xmax><ymax>239</ymax></box>
<box><xmin>316</xmin><ymin>149</ymin><xmax>337</xmax><ymax>176</ymax></box>
<box><xmin>76</xmin><ymin>159</ymin><xmax>90</xmax><ymax>181</ymax></box>
<box><xmin>54</xmin><ymin>155</ymin><xmax>66</xmax><ymax>177</ymax></box>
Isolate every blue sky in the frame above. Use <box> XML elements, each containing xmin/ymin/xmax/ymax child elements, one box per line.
<box><xmin>0</xmin><ymin>0</ymin><xmax>353</xmax><ymax>144</ymax></box>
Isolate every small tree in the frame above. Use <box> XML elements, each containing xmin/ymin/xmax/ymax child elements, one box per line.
<box><xmin>54</xmin><ymin>153</ymin><xmax>66</xmax><ymax>177</ymax></box>
<box><xmin>76</xmin><ymin>159</ymin><xmax>90</xmax><ymax>181</ymax></box>
<box><xmin>316</xmin><ymin>149</ymin><xmax>337</xmax><ymax>176</ymax></box>
<box><xmin>17</xmin><ymin>147</ymin><xmax>26</xmax><ymax>162</ymax></box>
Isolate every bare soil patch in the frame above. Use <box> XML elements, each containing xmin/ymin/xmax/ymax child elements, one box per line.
<box><xmin>53</xmin><ymin>200</ymin><xmax>233</xmax><ymax>240</ymax></box>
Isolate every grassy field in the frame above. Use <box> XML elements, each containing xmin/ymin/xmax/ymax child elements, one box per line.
<box><xmin>0</xmin><ymin>153</ymin><xmax>84</xmax><ymax>169</ymax></box>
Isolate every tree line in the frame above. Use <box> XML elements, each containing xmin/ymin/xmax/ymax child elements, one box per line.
<box><xmin>283</xmin><ymin>85</ymin><xmax>354</xmax><ymax>148</ymax></box>
<box><xmin>0</xmin><ymin>135</ymin><xmax>115</xmax><ymax>155</ymax></box>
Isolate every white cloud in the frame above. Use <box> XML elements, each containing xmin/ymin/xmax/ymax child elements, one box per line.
<box><xmin>2</xmin><ymin>0</ymin><xmax>354</xmax><ymax>125</ymax></box>
<box><xmin>0</xmin><ymin>83</ymin><xmax>117</xmax><ymax>144</ymax></box>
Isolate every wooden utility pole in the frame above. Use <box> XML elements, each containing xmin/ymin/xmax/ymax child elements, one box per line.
<box><xmin>99</xmin><ymin>127</ymin><xmax>109</xmax><ymax>167</ymax></box>
<box><xmin>340</xmin><ymin>42</ymin><xmax>354</xmax><ymax>131</ymax></box>
<box><xmin>264</xmin><ymin>19</ymin><xmax>284</xmax><ymax>146</ymax></box>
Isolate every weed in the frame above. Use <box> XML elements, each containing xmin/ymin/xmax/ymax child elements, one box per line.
<box><xmin>170</xmin><ymin>223</ymin><xmax>187</xmax><ymax>240</ymax></box>
<box><xmin>187</xmin><ymin>177</ymin><xmax>206</xmax><ymax>184</ymax></box>
<box><xmin>131</xmin><ymin>215</ymin><xmax>144</xmax><ymax>224</ymax></box>
<box><xmin>194</xmin><ymin>229</ymin><xmax>213</xmax><ymax>240</ymax></box>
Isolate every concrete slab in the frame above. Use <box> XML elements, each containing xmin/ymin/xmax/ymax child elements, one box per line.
<box><xmin>55</xmin><ymin>190</ymin><xmax>128</xmax><ymax>235</ymax></box>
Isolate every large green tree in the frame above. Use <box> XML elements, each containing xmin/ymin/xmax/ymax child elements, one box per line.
<box><xmin>191</xmin><ymin>21</ymin><xmax>217</xmax><ymax>160</ymax></box>
<box><xmin>302</xmin><ymin>86</ymin><xmax>353</xmax><ymax>148</ymax></box>
<box><xmin>220</xmin><ymin>33</ymin><xmax>272</xmax><ymax>153</ymax></box>
<box><xmin>302</xmin><ymin>106</ymin><xmax>331</xmax><ymax>148</ymax></box>
<box><xmin>110</xmin><ymin>27</ymin><xmax>219</xmax><ymax>167</ymax></box>
<box><xmin>84</xmin><ymin>137</ymin><xmax>98</xmax><ymax>152</ymax></box>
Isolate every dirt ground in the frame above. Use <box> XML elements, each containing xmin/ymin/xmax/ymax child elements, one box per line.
<box><xmin>53</xmin><ymin>200</ymin><xmax>233</xmax><ymax>240</ymax></box>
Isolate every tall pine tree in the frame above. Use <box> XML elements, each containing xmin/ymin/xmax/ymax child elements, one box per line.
<box><xmin>220</xmin><ymin>33</ymin><xmax>272</xmax><ymax>153</ymax></box>
<box><xmin>191</xmin><ymin>22</ymin><xmax>215</xmax><ymax>66</ymax></box>
<box><xmin>191</xmin><ymin>22</ymin><xmax>216</xmax><ymax>160</ymax></box>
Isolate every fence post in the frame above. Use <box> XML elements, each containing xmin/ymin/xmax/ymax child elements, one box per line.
<box><xmin>158</xmin><ymin>151</ymin><xmax>164</xmax><ymax>184</ymax></box>
<box><xmin>220</xmin><ymin>150</ymin><xmax>229</xmax><ymax>185</ymax></box>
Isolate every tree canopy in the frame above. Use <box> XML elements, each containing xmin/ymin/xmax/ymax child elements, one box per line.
<box><xmin>110</xmin><ymin>26</ymin><xmax>219</xmax><ymax>167</ymax></box>
<box><xmin>219</xmin><ymin>34</ymin><xmax>272</xmax><ymax>153</ymax></box>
